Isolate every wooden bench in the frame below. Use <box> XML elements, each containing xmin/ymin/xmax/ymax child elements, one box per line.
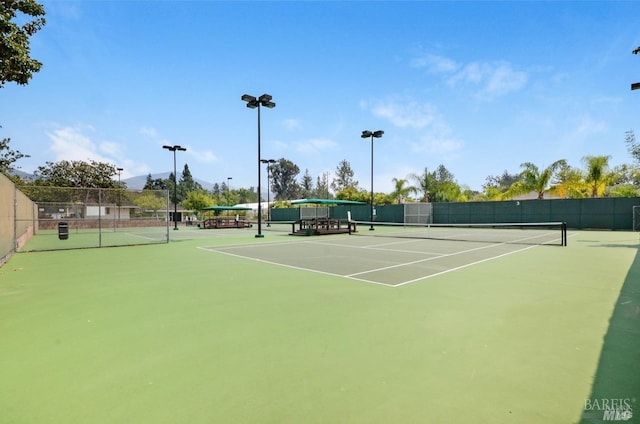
<box><xmin>290</xmin><ymin>218</ymin><xmax>356</xmax><ymax>236</ymax></box>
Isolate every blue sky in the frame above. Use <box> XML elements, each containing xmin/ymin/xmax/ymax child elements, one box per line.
<box><xmin>2</xmin><ymin>1</ymin><xmax>640</xmax><ymax>193</ymax></box>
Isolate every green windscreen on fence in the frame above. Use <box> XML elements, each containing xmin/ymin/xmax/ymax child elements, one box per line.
<box><xmin>271</xmin><ymin>198</ymin><xmax>640</xmax><ymax>230</ymax></box>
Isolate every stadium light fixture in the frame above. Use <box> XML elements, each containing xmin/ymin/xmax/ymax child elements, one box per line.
<box><xmin>361</xmin><ymin>130</ymin><xmax>384</xmax><ymax>230</ymax></box>
<box><xmin>162</xmin><ymin>145</ymin><xmax>187</xmax><ymax>230</ymax></box>
<box><xmin>261</xmin><ymin>159</ymin><xmax>277</xmax><ymax>226</ymax></box>
<box><xmin>242</xmin><ymin>93</ymin><xmax>276</xmax><ymax>238</ymax></box>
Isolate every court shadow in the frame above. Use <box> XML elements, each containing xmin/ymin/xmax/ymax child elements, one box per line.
<box><xmin>578</xmin><ymin>246</ymin><xmax>640</xmax><ymax>423</ymax></box>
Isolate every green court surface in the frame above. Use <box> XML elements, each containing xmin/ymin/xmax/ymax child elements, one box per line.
<box><xmin>1</xmin><ymin>227</ymin><xmax>638</xmax><ymax>423</ymax></box>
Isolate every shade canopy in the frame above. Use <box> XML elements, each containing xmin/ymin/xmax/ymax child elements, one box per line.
<box><xmin>291</xmin><ymin>198</ymin><xmax>366</xmax><ymax>206</ymax></box>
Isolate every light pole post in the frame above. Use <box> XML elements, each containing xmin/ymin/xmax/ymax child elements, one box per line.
<box><xmin>361</xmin><ymin>130</ymin><xmax>384</xmax><ymax>230</ymax></box>
<box><xmin>242</xmin><ymin>94</ymin><xmax>276</xmax><ymax>238</ymax></box>
<box><xmin>116</xmin><ymin>167</ymin><xmax>123</xmax><ymax>223</ymax></box>
<box><xmin>227</xmin><ymin>177</ymin><xmax>232</xmax><ymax>205</ymax></box>
<box><xmin>633</xmin><ymin>46</ymin><xmax>640</xmax><ymax>91</ymax></box>
<box><xmin>261</xmin><ymin>159</ymin><xmax>276</xmax><ymax>226</ymax></box>
<box><xmin>163</xmin><ymin>145</ymin><xmax>186</xmax><ymax>230</ymax></box>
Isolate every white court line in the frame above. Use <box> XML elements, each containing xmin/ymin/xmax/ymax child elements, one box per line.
<box><xmin>346</xmin><ymin>241</ymin><xmax>509</xmax><ymax>277</ymax></box>
<box><xmin>393</xmin><ymin>244</ymin><xmax>538</xmax><ymax>287</ymax></box>
<box><xmin>124</xmin><ymin>232</ymin><xmax>163</xmax><ymax>241</ymax></box>
<box><xmin>197</xmin><ymin>232</ymin><xmax>567</xmax><ymax>288</ymax></box>
<box><xmin>196</xmin><ymin>246</ymin><xmax>395</xmax><ymax>287</ymax></box>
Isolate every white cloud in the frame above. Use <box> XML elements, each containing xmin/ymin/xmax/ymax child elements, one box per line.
<box><xmin>410</xmin><ymin>133</ymin><xmax>462</xmax><ymax>156</ymax></box>
<box><xmin>412</xmin><ymin>51</ymin><xmax>528</xmax><ymax>100</ymax></box>
<box><xmin>282</xmin><ymin>119</ymin><xmax>301</xmax><ymax>131</ymax></box>
<box><xmin>139</xmin><ymin>126</ymin><xmax>158</xmax><ymax>137</ymax></box>
<box><xmin>186</xmin><ymin>147</ymin><xmax>218</xmax><ymax>163</ymax></box>
<box><xmin>99</xmin><ymin>141</ymin><xmax>122</xmax><ymax>157</ymax></box>
<box><xmin>410</xmin><ymin>53</ymin><xmax>459</xmax><ymax>73</ymax></box>
<box><xmin>571</xmin><ymin>115</ymin><xmax>607</xmax><ymax>138</ymax></box>
<box><xmin>478</xmin><ymin>63</ymin><xmax>528</xmax><ymax>99</ymax></box>
<box><xmin>46</xmin><ymin>125</ymin><xmax>150</xmax><ymax>178</ymax></box>
<box><xmin>370</xmin><ymin>99</ymin><xmax>438</xmax><ymax>129</ymax></box>
<box><xmin>448</xmin><ymin>61</ymin><xmax>528</xmax><ymax>100</ymax></box>
<box><xmin>296</xmin><ymin>138</ymin><xmax>339</xmax><ymax>155</ymax></box>
<box><xmin>48</xmin><ymin>126</ymin><xmax>111</xmax><ymax>163</ymax></box>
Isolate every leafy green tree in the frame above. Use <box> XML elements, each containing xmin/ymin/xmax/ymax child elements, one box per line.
<box><xmin>553</xmin><ymin>164</ymin><xmax>588</xmax><ymax>199</ymax></box>
<box><xmin>410</xmin><ymin>167</ymin><xmax>436</xmax><ymax>202</ymax></box>
<box><xmin>0</xmin><ymin>132</ymin><xmax>29</xmax><ymax>175</ymax></box>
<box><xmin>1</xmin><ymin>0</ymin><xmax>46</xmax><ymax>87</ymax></box>
<box><xmin>313</xmin><ymin>173</ymin><xmax>331</xmax><ymax>199</ymax></box>
<box><xmin>389</xmin><ymin>178</ymin><xmax>417</xmax><ymax>204</ymax></box>
<box><xmin>166</xmin><ymin>171</ymin><xmax>177</xmax><ymax>205</ymax></box>
<box><xmin>182</xmin><ymin>190</ymin><xmax>214</xmax><ymax>219</ymax></box>
<box><xmin>506</xmin><ymin>160</ymin><xmax>567</xmax><ymax>200</ymax></box>
<box><xmin>607</xmin><ymin>184</ymin><xmax>639</xmax><ymax>197</ymax></box>
<box><xmin>271</xmin><ymin>158</ymin><xmax>300</xmax><ymax>200</ymax></box>
<box><xmin>335</xmin><ymin>187</ymin><xmax>369</xmax><ymax>202</ymax></box>
<box><xmin>482</xmin><ymin>170</ymin><xmax>519</xmax><ymax>199</ymax></box>
<box><xmin>32</xmin><ymin>160</ymin><xmax>120</xmax><ymax>188</ymax></box>
<box><xmin>177</xmin><ymin>164</ymin><xmax>202</xmax><ymax>202</ymax></box>
<box><xmin>300</xmin><ymin>169</ymin><xmax>314</xmax><ymax>199</ymax></box>
<box><xmin>211</xmin><ymin>183</ymin><xmax>221</xmax><ymax>196</ymax></box>
<box><xmin>143</xmin><ymin>173</ymin><xmax>168</xmax><ymax>190</ymax></box>
<box><xmin>582</xmin><ymin>155</ymin><xmax>612</xmax><ymax>198</ymax></box>
<box><xmin>331</xmin><ymin>159</ymin><xmax>358</xmax><ymax>193</ymax></box>
<box><xmin>410</xmin><ymin>165</ymin><xmax>462</xmax><ymax>202</ymax></box>
<box><xmin>625</xmin><ymin>130</ymin><xmax>640</xmax><ymax>165</ymax></box>
<box><xmin>134</xmin><ymin>191</ymin><xmax>166</xmax><ymax>218</ymax></box>
<box><xmin>236</xmin><ymin>187</ymin><xmax>257</xmax><ymax>204</ymax></box>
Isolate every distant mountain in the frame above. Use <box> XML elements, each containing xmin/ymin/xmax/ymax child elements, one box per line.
<box><xmin>6</xmin><ymin>169</ymin><xmax>34</xmax><ymax>181</ymax></box>
<box><xmin>123</xmin><ymin>172</ymin><xmax>214</xmax><ymax>190</ymax></box>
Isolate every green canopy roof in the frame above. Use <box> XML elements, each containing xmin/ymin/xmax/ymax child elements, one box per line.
<box><xmin>201</xmin><ymin>205</ymin><xmax>252</xmax><ymax>211</ymax></box>
<box><xmin>291</xmin><ymin>198</ymin><xmax>366</xmax><ymax>206</ymax></box>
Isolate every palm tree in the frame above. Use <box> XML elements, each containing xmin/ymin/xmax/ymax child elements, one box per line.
<box><xmin>506</xmin><ymin>159</ymin><xmax>567</xmax><ymax>200</ymax></box>
<box><xmin>553</xmin><ymin>164</ymin><xmax>589</xmax><ymax>199</ymax></box>
<box><xmin>582</xmin><ymin>155</ymin><xmax>611</xmax><ymax>198</ymax></box>
<box><xmin>389</xmin><ymin>178</ymin><xmax>417</xmax><ymax>204</ymax></box>
<box><xmin>410</xmin><ymin>167</ymin><xmax>434</xmax><ymax>202</ymax></box>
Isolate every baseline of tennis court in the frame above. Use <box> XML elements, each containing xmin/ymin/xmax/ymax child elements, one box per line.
<box><xmin>199</xmin><ymin>230</ymin><xmax>566</xmax><ymax>287</ymax></box>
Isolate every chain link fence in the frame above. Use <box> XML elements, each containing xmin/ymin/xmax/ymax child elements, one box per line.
<box><xmin>15</xmin><ymin>186</ymin><xmax>170</xmax><ymax>251</ymax></box>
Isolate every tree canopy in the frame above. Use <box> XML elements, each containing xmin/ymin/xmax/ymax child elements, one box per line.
<box><xmin>0</xmin><ymin>132</ymin><xmax>28</xmax><ymax>174</ymax></box>
<box><xmin>1</xmin><ymin>0</ymin><xmax>46</xmax><ymax>88</ymax></box>
<box><xmin>331</xmin><ymin>159</ymin><xmax>358</xmax><ymax>193</ymax></box>
<box><xmin>270</xmin><ymin>158</ymin><xmax>300</xmax><ymax>200</ymax></box>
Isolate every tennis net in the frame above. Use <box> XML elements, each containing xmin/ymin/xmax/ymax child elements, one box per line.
<box><xmin>349</xmin><ymin>221</ymin><xmax>568</xmax><ymax>246</ymax></box>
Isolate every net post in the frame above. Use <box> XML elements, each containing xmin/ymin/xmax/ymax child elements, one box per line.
<box><xmin>562</xmin><ymin>222</ymin><xmax>567</xmax><ymax>247</ymax></box>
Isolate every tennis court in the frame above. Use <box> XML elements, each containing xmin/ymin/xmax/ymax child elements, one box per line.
<box><xmin>1</xmin><ymin>226</ymin><xmax>638</xmax><ymax>423</ymax></box>
<box><xmin>201</xmin><ymin>222</ymin><xmax>567</xmax><ymax>287</ymax></box>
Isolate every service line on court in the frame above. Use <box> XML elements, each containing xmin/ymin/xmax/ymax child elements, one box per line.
<box><xmin>197</xmin><ymin>235</ymin><xmax>558</xmax><ymax>288</ymax></box>
<box><xmin>393</xmin><ymin>244</ymin><xmax>539</xmax><ymax>287</ymax></box>
<box><xmin>196</xmin><ymin>245</ymin><xmax>395</xmax><ymax>287</ymax></box>
<box><xmin>346</xmin><ymin>241</ymin><xmax>513</xmax><ymax>278</ymax></box>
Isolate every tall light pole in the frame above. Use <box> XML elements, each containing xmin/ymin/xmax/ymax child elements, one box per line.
<box><xmin>162</xmin><ymin>144</ymin><xmax>187</xmax><ymax>230</ymax></box>
<box><xmin>116</xmin><ymin>167</ymin><xmax>123</xmax><ymax>222</ymax></box>
<box><xmin>227</xmin><ymin>177</ymin><xmax>233</xmax><ymax>205</ymax></box>
<box><xmin>361</xmin><ymin>130</ymin><xmax>384</xmax><ymax>230</ymax></box>
<box><xmin>242</xmin><ymin>93</ymin><xmax>276</xmax><ymax>238</ymax></box>
<box><xmin>633</xmin><ymin>46</ymin><xmax>640</xmax><ymax>91</ymax></box>
<box><xmin>261</xmin><ymin>159</ymin><xmax>276</xmax><ymax>226</ymax></box>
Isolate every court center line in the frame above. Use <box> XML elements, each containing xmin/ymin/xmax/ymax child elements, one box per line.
<box><xmin>346</xmin><ymin>241</ymin><xmax>511</xmax><ymax>278</ymax></box>
<box><xmin>394</xmin><ymin>244</ymin><xmax>539</xmax><ymax>287</ymax></box>
<box><xmin>196</xmin><ymin>246</ymin><xmax>395</xmax><ymax>288</ymax></box>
